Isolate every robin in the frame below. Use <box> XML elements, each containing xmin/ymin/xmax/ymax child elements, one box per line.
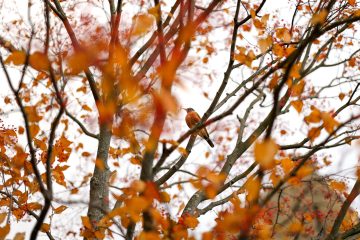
<box><xmin>183</xmin><ymin>108</ymin><xmax>214</xmax><ymax>148</ymax></box>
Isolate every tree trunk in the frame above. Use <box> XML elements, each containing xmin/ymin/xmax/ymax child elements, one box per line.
<box><xmin>87</xmin><ymin>123</ymin><xmax>112</xmax><ymax>226</ymax></box>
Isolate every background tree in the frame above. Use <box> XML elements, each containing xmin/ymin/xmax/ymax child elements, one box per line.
<box><xmin>0</xmin><ymin>0</ymin><xmax>359</xmax><ymax>239</ymax></box>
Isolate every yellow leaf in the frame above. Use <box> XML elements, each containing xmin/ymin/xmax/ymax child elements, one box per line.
<box><xmin>290</xmin><ymin>100</ymin><xmax>303</xmax><ymax>113</ymax></box>
<box><xmin>4</xmin><ymin>51</ymin><xmax>26</xmax><ymax>65</ymax></box>
<box><xmin>254</xmin><ymin>138</ymin><xmax>278</xmax><ymax>169</ymax></box>
<box><xmin>132</xmin><ymin>14</ymin><xmax>155</xmax><ymax>36</ymax></box>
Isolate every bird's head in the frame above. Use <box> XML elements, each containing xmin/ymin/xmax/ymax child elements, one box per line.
<box><xmin>182</xmin><ymin>107</ymin><xmax>195</xmax><ymax>113</ymax></box>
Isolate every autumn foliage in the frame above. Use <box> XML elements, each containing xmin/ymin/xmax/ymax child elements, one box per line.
<box><xmin>0</xmin><ymin>0</ymin><xmax>359</xmax><ymax>239</ymax></box>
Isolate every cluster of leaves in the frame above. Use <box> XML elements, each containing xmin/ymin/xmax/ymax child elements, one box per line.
<box><xmin>0</xmin><ymin>0</ymin><xmax>359</xmax><ymax>239</ymax></box>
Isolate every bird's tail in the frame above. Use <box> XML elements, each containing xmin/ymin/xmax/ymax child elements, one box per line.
<box><xmin>204</xmin><ymin>136</ymin><xmax>214</xmax><ymax>148</ymax></box>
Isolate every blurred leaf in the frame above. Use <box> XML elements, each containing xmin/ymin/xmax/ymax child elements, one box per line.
<box><xmin>329</xmin><ymin>180</ymin><xmax>346</xmax><ymax>192</ymax></box>
<box><xmin>0</xmin><ymin>213</ymin><xmax>7</xmax><ymax>224</ymax></box>
<box><xmin>321</xmin><ymin>112</ymin><xmax>339</xmax><ymax>133</ymax></box>
<box><xmin>132</xmin><ymin>14</ymin><xmax>155</xmax><ymax>36</ymax></box>
<box><xmin>13</xmin><ymin>232</ymin><xmax>25</xmax><ymax>240</ymax></box>
<box><xmin>258</xmin><ymin>36</ymin><xmax>272</xmax><ymax>53</ymax></box>
<box><xmin>311</xmin><ymin>10</ymin><xmax>328</xmax><ymax>25</ymax></box>
<box><xmin>308</xmin><ymin>127</ymin><xmax>321</xmax><ymax>141</ymax></box>
<box><xmin>254</xmin><ymin>138</ymin><xmax>278</xmax><ymax>169</ymax></box>
<box><xmin>245</xmin><ymin>176</ymin><xmax>261</xmax><ymax>202</ymax></box>
<box><xmin>275</xmin><ymin>27</ymin><xmax>291</xmax><ymax>43</ymax></box>
<box><xmin>29</xmin><ymin>52</ymin><xmax>50</xmax><ymax>71</ymax></box>
<box><xmin>4</xmin><ymin>51</ymin><xmax>26</xmax><ymax>65</ymax></box>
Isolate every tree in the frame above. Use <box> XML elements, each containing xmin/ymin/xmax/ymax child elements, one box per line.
<box><xmin>0</xmin><ymin>0</ymin><xmax>359</xmax><ymax>239</ymax></box>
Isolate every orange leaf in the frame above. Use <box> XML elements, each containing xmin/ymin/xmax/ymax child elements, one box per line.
<box><xmin>258</xmin><ymin>36</ymin><xmax>272</xmax><ymax>53</ymax></box>
<box><xmin>0</xmin><ymin>213</ymin><xmax>7</xmax><ymax>224</ymax></box>
<box><xmin>34</xmin><ymin>138</ymin><xmax>47</xmax><ymax>151</ymax></box>
<box><xmin>54</xmin><ymin>205</ymin><xmax>68</xmax><ymax>214</ymax></box>
<box><xmin>4</xmin><ymin>96</ymin><xmax>11</xmax><ymax>104</ymax></box>
<box><xmin>308</xmin><ymin>127</ymin><xmax>321</xmax><ymax>141</ymax></box>
<box><xmin>289</xmin><ymin>219</ymin><xmax>302</xmax><ymax>233</ymax></box>
<box><xmin>321</xmin><ymin>112</ymin><xmax>339</xmax><ymax>133</ymax></box>
<box><xmin>82</xmin><ymin>105</ymin><xmax>92</xmax><ymax>112</ymax></box>
<box><xmin>275</xmin><ymin>27</ymin><xmax>291</xmax><ymax>43</ymax></box>
<box><xmin>29</xmin><ymin>124</ymin><xmax>40</xmax><ymax>140</ymax></box>
<box><xmin>138</xmin><ymin>231</ymin><xmax>161</xmax><ymax>240</ymax></box>
<box><xmin>29</xmin><ymin>52</ymin><xmax>50</xmax><ymax>71</ymax></box>
<box><xmin>254</xmin><ymin>138</ymin><xmax>278</xmax><ymax>169</ymax></box>
<box><xmin>13</xmin><ymin>232</ymin><xmax>25</xmax><ymax>240</ymax></box>
<box><xmin>311</xmin><ymin>10</ymin><xmax>328</xmax><ymax>25</ymax></box>
<box><xmin>160</xmin><ymin>192</ymin><xmax>170</xmax><ymax>203</ymax></box>
<box><xmin>339</xmin><ymin>93</ymin><xmax>345</xmax><ymax>101</ymax></box>
<box><xmin>281</xmin><ymin>157</ymin><xmax>294</xmax><ymax>174</ymax></box>
<box><xmin>270</xmin><ymin>170</ymin><xmax>280</xmax><ymax>186</ymax></box>
<box><xmin>296</xmin><ymin>165</ymin><xmax>313</xmax><ymax>179</ymax></box>
<box><xmin>4</xmin><ymin>51</ymin><xmax>26</xmax><ymax>65</ymax></box>
<box><xmin>183</xmin><ymin>215</ymin><xmax>199</xmax><ymax>229</ymax></box>
<box><xmin>40</xmin><ymin>223</ymin><xmax>50</xmax><ymax>232</ymax></box>
<box><xmin>81</xmin><ymin>152</ymin><xmax>91</xmax><ymax>157</ymax></box>
<box><xmin>132</xmin><ymin>14</ymin><xmax>155</xmax><ymax>36</ymax></box>
<box><xmin>0</xmin><ymin>224</ymin><xmax>10</xmax><ymax>238</ymax></box>
<box><xmin>18</xmin><ymin>126</ymin><xmax>24</xmax><ymax>134</ymax></box>
<box><xmin>304</xmin><ymin>107</ymin><xmax>321</xmax><ymax>124</ymax></box>
<box><xmin>291</xmin><ymin>80</ymin><xmax>305</xmax><ymax>97</ymax></box>
<box><xmin>81</xmin><ymin>216</ymin><xmax>93</xmax><ymax>229</ymax></box>
<box><xmin>24</xmin><ymin>106</ymin><xmax>42</xmax><ymax>122</ymax></box>
<box><xmin>348</xmin><ymin>0</ymin><xmax>356</xmax><ymax>6</ymax></box>
<box><xmin>290</xmin><ymin>100</ymin><xmax>303</xmax><ymax>113</ymax></box>
<box><xmin>245</xmin><ymin>176</ymin><xmax>261</xmax><ymax>202</ymax></box>
<box><xmin>330</xmin><ymin>180</ymin><xmax>346</xmax><ymax>192</ymax></box>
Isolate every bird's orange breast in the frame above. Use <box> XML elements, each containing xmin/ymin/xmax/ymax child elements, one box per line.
<box><xmin>185</xmin><ymin>111</ymin><xmax>201</xmax><ymax>128</ymax></box>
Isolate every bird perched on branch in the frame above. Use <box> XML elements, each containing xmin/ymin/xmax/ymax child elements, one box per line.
<box><xmin>183</xmin><ymin>108</ymin><xmax>214</xmax><ymax>148</ymax></box>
